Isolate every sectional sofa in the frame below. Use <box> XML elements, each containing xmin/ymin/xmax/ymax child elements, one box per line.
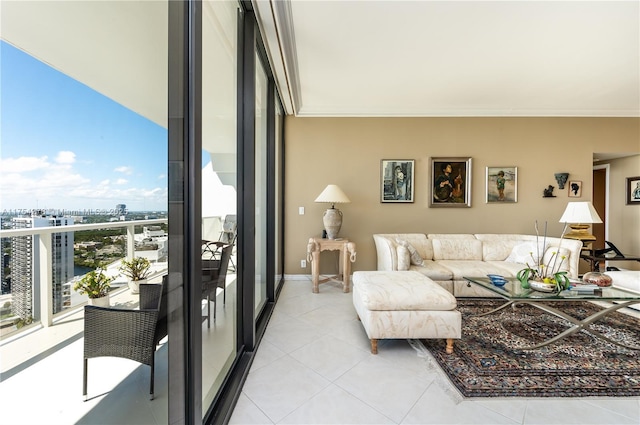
<box><xmin>373</xmin><ymin>233</ymin><xmax>583</xmax><ymax>297</ymax></box>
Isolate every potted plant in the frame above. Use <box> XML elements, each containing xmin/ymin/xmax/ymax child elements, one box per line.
<box><xmin>74</xmin><ymin>268</ymin><xmax>114</xmax><ymax>307</ymax></box>
<box><xmin>516</xmin><ymin>221</ymin><xmax>571</xmax><ymax>293</ymax></box>
<box><xmin>119</xmin><ymin>256</ymin><xmax>151</xmax><ymax>294</ymax></box>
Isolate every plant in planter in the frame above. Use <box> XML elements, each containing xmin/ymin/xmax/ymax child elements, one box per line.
<box><xmin>74</xmin><ymin>268</ymin><xmax>114</xmax><ymax>307</ymax></box>
<box><xmin>119</xmin><ymin>257</ymin><xmax>151</xmax><ymax>294</ymax></box>
<box><xmin>516</xmin><ymin>221</ymin><xmax>571</xmax><ymax>293</ymax></box>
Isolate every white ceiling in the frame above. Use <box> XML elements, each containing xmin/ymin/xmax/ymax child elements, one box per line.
<box><xmin>255</xmin><ymin>0</ymin><xmax>640</xmax><ymax>117</ymax></box>
<box><xmin>1</xmin><ymin>1</ymin><xmax>638</xmax><ymax>125</ymax></box>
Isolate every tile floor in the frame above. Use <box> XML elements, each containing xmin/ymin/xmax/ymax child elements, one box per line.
<box><xmin>229</xmin><ymin>278</ymin><xmax>640</xmax><ymax>425</ymax></box>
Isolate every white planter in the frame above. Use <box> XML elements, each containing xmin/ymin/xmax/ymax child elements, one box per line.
<box><xmin>88</xmin><ymin>294</ymin><xmax>110</xmax><ymax>307</ymax></box>
<box><xmin>128</xmin><ymin>278</ymin><xmax>147</xmax><ymax>294</ymax></box>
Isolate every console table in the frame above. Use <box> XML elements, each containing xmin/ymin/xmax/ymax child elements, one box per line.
<box><xmin>306</xmin><ymin>237</ymin><xmax>356</xmax><ymax>293</ymax></box>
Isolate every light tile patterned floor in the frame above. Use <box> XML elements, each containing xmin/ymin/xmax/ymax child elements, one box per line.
<box><xmin>230</xmin><ymin>277</ymin><xmax>640</xmax><ymax>425</ymax></box>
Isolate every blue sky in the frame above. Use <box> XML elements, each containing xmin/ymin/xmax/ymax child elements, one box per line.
<box><xmin>0</xmin><ymin>41</ymin><xmax>168</xmax><ymax>213</ymax></box>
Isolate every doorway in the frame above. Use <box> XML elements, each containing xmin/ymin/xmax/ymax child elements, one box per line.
<box><xmin>592</xmin><ymin>165</ymin><xmax>608</xmax><ymax>251</ymax></box>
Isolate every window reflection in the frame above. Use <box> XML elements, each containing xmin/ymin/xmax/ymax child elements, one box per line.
<box><xmin>201</xmin><ymin>0</ymin><xmax>239</xmax><ymax>413</ymax></box>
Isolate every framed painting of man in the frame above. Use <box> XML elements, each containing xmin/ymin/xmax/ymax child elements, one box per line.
<box><xmin>430</xmin><ymin>157</ymin><xmax>472</xmax><ymax>207</ymax></box>
<box><xmin>486</xmin><ymin>166</ymin><xmax>517</xmax><ymax>203</ymax></box>
<box><xmin>381</xmin><ymin>159</ymin><xmax>414</xmax><ymax>203</ymax></box>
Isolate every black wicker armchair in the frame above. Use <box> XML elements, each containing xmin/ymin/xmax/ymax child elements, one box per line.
<box><xmin>83</xmin><ymin>277</ymin><xmax>168</xmax><ymax>400</ymax></box>
<box><xmin>202</xmin><ymin>244</ymin><xmax>233</xmax><ymax>327</ymax></box>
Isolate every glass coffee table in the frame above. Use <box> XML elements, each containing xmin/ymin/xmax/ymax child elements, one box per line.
<box><xmin>463</xmin><ymin>276</ymin><xmax>640</xmax><ymax>350</ymax></box>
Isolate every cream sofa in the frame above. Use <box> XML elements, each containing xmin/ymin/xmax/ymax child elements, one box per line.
<box><xmin>607</xmin><ymin>270</ymin><xmax>640</xmax><ymax>293</ymax></box>
<box><xmin>373</xmin><ymin>233</ymin><xmax>583</xmax><ymax>297</ymax></box>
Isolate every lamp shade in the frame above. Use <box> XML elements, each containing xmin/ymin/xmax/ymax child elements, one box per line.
<box><xmin>559</xmin><ymin>202</ymin><xmax>603</xmax><ymax>224</ymax></box>
<box><xmin>314</xmin><ymin>185</ymin><xmax>351</xmax><ymax>205</ymax></box>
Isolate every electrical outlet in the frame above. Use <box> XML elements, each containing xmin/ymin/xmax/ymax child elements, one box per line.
<box><xmin>301</xmin><ymin>259</ymin><xmax>307</xmax><ymax>268</ymax></box>
<box><xmin>299</xmin><ymin>206</ymin><xmax>305</xmax><ymax>215</ymax></box>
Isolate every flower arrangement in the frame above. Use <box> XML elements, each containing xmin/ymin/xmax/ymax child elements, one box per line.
<box><xmin>119</xmin><ymin>257</ymin><xmax>151</xmax><ymax>281</ymax></box>
<box><xmin>516</xmin><ymin>221</ymin><xmax>571</xmax><ymax>292</ymax></box>
<box><xmin>74</xmin><ymin>268</ymin><xmax>114</xmax><ymax>299</ymax></box>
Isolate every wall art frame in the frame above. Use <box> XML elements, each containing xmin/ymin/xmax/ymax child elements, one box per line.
<box><xmin>430</xmin><ymin>157</ymin><xmax>472</xmax><ymax>207</ymax></box>
<box><xmin>626</xmin><ymin>176</ymin><xmax>640</xmax><ymax>205</ymax></box>
<box><xmin>486</xmin><ymin>166</ymin><xmax>517</xmax><ymax>203</ymax></box>
<box><xmin>381</xmin><ymin>159</ymin><xmax>415</xmax><ymax>203</ymax></box>
<box><xmin>568</xmin><ymin>180</ymin><xmax>582</xmax><ymax>198</ymax></box>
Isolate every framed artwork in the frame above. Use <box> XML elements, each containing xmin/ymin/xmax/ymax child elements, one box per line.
<box><xmin>626</xmin><ymin>176</ymin><xmax>640</xmax><ymax>205</ymax></box>
<box><xmin>568</xmin><ymin>180</ymin><xmax>582</xmax><ymax>198</ymax></box>
<box><xmin>486</xmin><ymin>167</ymin><xmax>517</xmax><ymax>203</ymax></box>
<box><xmin>381</xmin><ymin>159</ymin><xmax>414</xmax><ymax>203</ymax></box>
<box><xmin>430</xmin><ymin>157</ymin><xmax>472</xmax><ymax>207</ymax></box>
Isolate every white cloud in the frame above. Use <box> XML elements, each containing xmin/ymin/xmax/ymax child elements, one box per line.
<box><xmin>0</xmin><ymin>156</ymin><xmax>50</xmax><ymax>172</ymax></box>
<box><xmin>114</xmin><ymin>166</ymin><xmax>133</xmax><ymax>175</ymax></box>
<box><xmin>115</xmin><ymin>178</ymin><xmax>128</xmax><ymax>185</ymax></box>
<box><xmin>55</xmin><ymin>151</ymin><xmax>76</xmax><ymax>164</ymax></box>
<box><xmin>98</xmin><ymin>179</ymin><xmax>111</xmax><ymax>186</ymax></box>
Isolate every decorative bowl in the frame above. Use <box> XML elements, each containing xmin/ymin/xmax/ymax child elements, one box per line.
<box><xmin>582</xmin><ymin>271</ymin><xmax>613</xmax><ymax>287</ymax></box>
<box><xmin>487</xmin><ymin>274</ymin><xmax>508</xmax><ymax>287</ymax></box>
<box><xmin>529</xmin><ymin>280</ymin><xmax>558</xmax><ymax>293</ymax></box>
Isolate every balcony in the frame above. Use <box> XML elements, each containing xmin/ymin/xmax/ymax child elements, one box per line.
<box><xmin>0</xmin><ymin>219</ymin><xmax>172</xmax><ymax>423</ymax></box>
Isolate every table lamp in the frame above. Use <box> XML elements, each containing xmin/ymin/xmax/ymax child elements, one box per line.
<box><xmin>558</xmin><ymin>201</ymin><xmax>602</xmax><ymax>242</ymax></box>
<box><xmin>315</xmin><ymin>184</ymin><xmax>351</xmax><ymax>239</ymax></box>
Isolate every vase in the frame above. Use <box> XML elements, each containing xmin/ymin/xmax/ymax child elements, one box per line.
<box><xmin>88</xmin><ymin>294</ymin><xmax>110</xmax><ymax>307</ymax></box>
<box><xmin>128</xmin><ymin>278</ymin><xmax>147</xmax><ymax>294</ymax></box>
<box><xmin>582</xmin><ymin>272</ymin><xmax>612</xmax><ymax>287</ymax></box>
<box><xmin>528</xmin><ymin>280</ymin><xmax>558</xmax><ymax>293</ymax></box>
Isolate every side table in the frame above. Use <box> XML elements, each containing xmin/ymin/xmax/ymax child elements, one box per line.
<box><xmin>306</xmin><ymin>237</ymin><xmax>357</xmax><ymax>293</ymax></box>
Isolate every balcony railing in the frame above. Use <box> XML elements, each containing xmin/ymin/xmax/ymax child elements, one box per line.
<box><xmin>0</xmin><ymin>218</ymin><xmax>168</xmax><ymax>333</ymax></box>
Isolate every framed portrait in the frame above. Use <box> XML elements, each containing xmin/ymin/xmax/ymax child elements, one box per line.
<box><xmin>430</xmin><ymin>157</ymin><xmax>472</xmax><ymax>207</ymax></box>
<box><xmin>381</xmin><ymin>159</ymin><xmax>415</xmax><ymax>203</ymax></box>
<box><xmin>626</xmin><ymin>176</ymin><xmax>640</xmax><ymax>205</ymax></box>
<box><xmin>486</xmin><ymin>167</ymin><xmax>517</xmax><ymax>203</ymax></box>
<box><xmin>568</xmin><ymin>180</ymin><xmax>582</xmax><ymax>198</ymax></box>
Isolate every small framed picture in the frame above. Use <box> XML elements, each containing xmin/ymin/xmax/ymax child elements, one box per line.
<box><xmin>568</xmin><ymin>180</ymin><xmax>582</xmax><ymax>198</ymax></box>
<box><xmin>626</xmin><ymin>176</ymin><xmax>640</xmax><ymax>205</ymax></box>
<box><xmin>486</xmin><ymin>167</ymin><xmax>517</xmax><ymax>203</ymax></box>
<box><xmin>430</xmin><ymin>157</ymin><xmax>472</xmax><ymax>207</ymax></box>
<box><xmin>381</xmin><ymin>159</ymin><xmax>414</xmax><ymax>203</ymax></box>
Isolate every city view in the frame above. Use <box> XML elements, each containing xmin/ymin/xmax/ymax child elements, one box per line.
<box><xmin>1</xmin><ymin>39</ymin><xmax>169</xmax><ymax>338</ymax></box>
<box><xmin>0</xmin><ymin>206</ymin><xmax>168</xmax><ymax>337</ymax></box>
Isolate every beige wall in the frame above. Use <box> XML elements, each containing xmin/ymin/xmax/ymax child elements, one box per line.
<box><xmin>598</xmin><ymin>154</ymin><xmax>640</xmax><ymax>271</ymax></box>
<box><xmin>284</xmin><ymin>117</ymin><xmax>640</xmax><ymax>274</ymax></box>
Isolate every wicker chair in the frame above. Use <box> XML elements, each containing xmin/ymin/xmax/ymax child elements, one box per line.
<box><xmin>202</xmin><ymin>244</ymin><xmax>233</xmax><ymax>327</ymax></box>
<box><xmin>83</xmin><ymin>277</ymin><xmax>167</xmax><ymax>400</ymax></box>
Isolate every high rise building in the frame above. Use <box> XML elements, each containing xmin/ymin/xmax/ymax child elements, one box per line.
<box><xmin>10</xmin><ymin>214</ymin><xmax>74</xmax><ymax>321</ymax></box>
<box><xmin>116</xmin><ymin>204</ymin><xmax>127</xmax><ymax>215</ymax></box>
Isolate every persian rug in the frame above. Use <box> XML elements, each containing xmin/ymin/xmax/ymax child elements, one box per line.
<box><xmin>421</xmin><ymin>299</ymin><xmax>640</xmax><ymax>397</ymax></box>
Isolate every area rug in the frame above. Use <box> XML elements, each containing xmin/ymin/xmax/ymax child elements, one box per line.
<box><xmin>421</xmin><ymin>299</ymin><xmax>640</xmax><ymax>397</ymax></box>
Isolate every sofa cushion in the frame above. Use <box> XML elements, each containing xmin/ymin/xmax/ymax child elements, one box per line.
<box><xmin>432</xmin><ymin>239</ymin><xmax>483</xmax><ymax>261</ymax></box>
<box><xmin>352</xmin><ymin>271</ymin><xmax>457</xmax><ymax>311</ymax></box>
<box><xmin>396</xmin><ymin>238</ymin><xmax>424</xmax><ymax>266</ymax></box>
<box><xmin>437</xmin><ymin>260</ymin><xmax>515</xmax><ymax>280</ymax></box>
<box><xmin>397</xmin><ymin>245</ymin><xmax>410</xmax><ymax>270</ymax></box>
<box><xmin>410</xmin><ymin>261</ymin><xmax>454</xmax><ymax>280</ymax></box>
<box><xmin>475</xmin><ymin>234</ymin><xmax>537</xmax><ymax>261</ymax></box>
<box><xmin>505</xmin><ymin>241</ymin><xmax>546</xmax><ymax>264</ymax></box>
<box><xmin>542</xmin><ymin>247</ymin><xmax>570</xmax><ymax>273</ymax></box>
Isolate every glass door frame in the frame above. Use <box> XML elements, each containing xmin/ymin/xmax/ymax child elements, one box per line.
<box><xmin>167</xmin><ymin>1</ymin><xmax>285</xmax><ymax>423</ymax></box>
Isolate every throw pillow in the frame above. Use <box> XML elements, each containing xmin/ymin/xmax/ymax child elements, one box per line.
<box><xmin>396</xmin><ymin>238</ymin><xmax>424</xmax><ymax>266</ymax></box>
<box><xmin>397</xmin><ymin>245</ymin><xmax>410</xmax><ymax>271</ymax></box>
<box><xmin>542</xmin><ymin>247</ymin><xmax>571</xmax><ymax>272</ymax></box>
<box><xmin>505</xmin><ymin>241</ymin><xmax>545</xmax><ymax>265</ymax></box>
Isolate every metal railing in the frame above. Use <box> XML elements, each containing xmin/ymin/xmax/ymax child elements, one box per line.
<box><xmin>0</xmin><ymin>218</ymin><xmax>167</xmax><ymax>328</ymax></box>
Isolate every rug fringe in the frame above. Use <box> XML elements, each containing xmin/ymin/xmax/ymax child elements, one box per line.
<box><xmin>408</xmin><ymin>339</ymin><xmax>465</xmax><ymax>405</ymax></box>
